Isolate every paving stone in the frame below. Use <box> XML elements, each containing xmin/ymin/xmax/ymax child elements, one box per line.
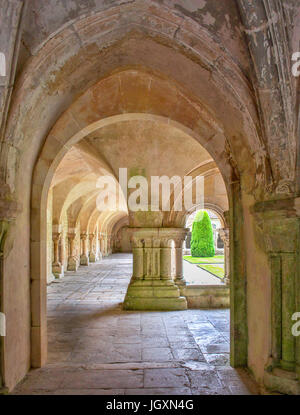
<box><xmin>125</xmin><ymin>388</ymin><xmax>192</xmax><ymax>395</ymax></box>
<box><xmin>172</xmin><ymin>348</ymin><xmax>205</xmax><ymax>361</ymax></box>
<box><xmin>203</xmin><ymin>353</ymin><xmax>230</xmax><ymax>366</ymax></box>
<box><xmin>55</xmin><ymin>389</ymin><xmax>125</xmax><ymax>395</ymax></box>
<box><xmin>142</xmin><ymin>347</ymin><xmax>173</xmax><ymax>362</ymax></box>
<box><xmin>188</xmin><ymin>369</ymin><xmax>223</xmax><ymax>390</ymax></box>
<box><xmin>144</xmin><ymin>368</ymin><xmax>190</xmax><ymax>388</ymax></box>
<box><xmin>142</xmin><ymin>337</ymin><xmax>170</xmax><ymax>347</ymax></box>
<box><xmin>169</xmin><ymin>339</ymin><xmax>198</xmax><ymax>348</ymax></box>
<box><xmin>11</xmin><ymin>255</ymin><xmax>254</xmax><ymax>395</ymax></box>
<box><xmin>61</xmin><ymin>369</ymin><xmax>144</xmax><ymax>389</ymax></box>
<box><xmin>200</xmin><ymin>343</ymin><xmax>230</xmax><ymax>354</ymax></box>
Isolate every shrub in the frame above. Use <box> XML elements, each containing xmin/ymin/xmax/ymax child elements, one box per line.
<box><xmin>191</xmin><ymin>210</ymin><xmax>215</xmax><ymax>257</ymax></box>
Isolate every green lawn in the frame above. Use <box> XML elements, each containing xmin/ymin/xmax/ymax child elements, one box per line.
<box><xmin>183</xmin><ymin>255</ymin><xmax>224</xmax><ymax>264</ymax></box>
<box><xmin>198</xmin><ymin>264</ymin><xmax>224</xmax><ymax>279</ymax></box>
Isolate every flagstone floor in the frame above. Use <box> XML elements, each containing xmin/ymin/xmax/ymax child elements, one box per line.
<box><xmin>12</xmin><ymin>254</ymin><xmax>259</xmax><ymax>395</ymax></box>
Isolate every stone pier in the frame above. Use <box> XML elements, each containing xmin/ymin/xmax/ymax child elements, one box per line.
<box><xmin>123</xmin><ymin>228</ymin><xmax>188</xmax><ymax>311</ymax></box>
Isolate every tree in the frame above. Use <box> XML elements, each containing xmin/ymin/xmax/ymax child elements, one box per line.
<box><xmin>191</xmin><ymin>210</ymin><xmax>215</xmax><ymax>257</ymax></box>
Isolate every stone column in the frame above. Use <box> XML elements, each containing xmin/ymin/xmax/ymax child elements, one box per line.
<box><xmin>52</xmin><ymin>232</ymin><xmax>64</xmax><ymax>278</ymax></box>
<box><xmin>131</xmin><ymin>237</ymin><xmax>144</xmax><ymax>280</ymax></box>
<box><xmin>173</xmin><ymin>233</ymin><xmax>188</xmax><ymax>288</ymax></box>
<box><xmin>88</xmin><ymin>233</ymin><xmax>96</xmax><ymax>262</ymax></box>
<box><xmin>97</xmin><ymin>233</ymin><xmax>102</xmax><ymax>261</ymax></box>
<box><xmin>160</xmin><ymin>237</ymin><xmax>173</xmax><ymax>281</ymax></box>
<box><xmin>67</xmin><ymin>232</ymin><xmax>78</xmax><ymax>271</ymax></box>
<box><xmin>123</xmin><ymin>228</ymin><xmax>187</xmax><ymax>311</ymax></box>
<box><xmin>106</xmin><ymin>235</ymin><xmax>110</xmax><ymax>255</ymax></box>
<box><xmin>80</xmin><ymin>233</ymin><xmax>89</xmax><ymax>265</ymax></box>
<box><xmin>111</xmin><ymin>235</ymin><xmax>116</xmax><ymax>253</ymax></box>
<box><xmin>102</xmin><ymin>234</ymin><xmax>106</xmax><ymax>257</ymax></box>
<box><xmin>107</xmin><ymin>235</ymin><xmax>112</xmax><ymax>255</ymax></box>
<box><xmin>60</xmin><ymin>235</ymin><xmax>65</xmax><ymax>270</ymax></box>
<box><xmin>254</xmin><ymin>197</ymin><xmax>300</xmax><ymax>395</ymax></box>
<box><xmin>100</xmin><ymin>235</ymin><xmax>105</xmax><ymax>257</ymax></box>
<box><xmin>115</xmin><ymin>236</ymin><xmax>121</xmax><ymax>253</ymax></box>
<box><xmin>219</xmin><ymin>228</ymin><xmax>230</xmax><ymax>285</ymax></box>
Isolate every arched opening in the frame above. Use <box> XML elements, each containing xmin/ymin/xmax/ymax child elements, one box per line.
<box><xmin>38</xmin><ymin>110</ymin><xmax>237</xmax><ymax>391</ymax></box>
<box><xmin>24</xmin><ymin>66</ymin><xmax>250</xmax><ymax>395</ymax></box>
<box><xmin>1</xmin><ymin>0</ymin><xmax>299</xmax><ymax>396</ymax></box>
<box><xmin>183</xmin><ymin>207</ymin><xmax>229</xmax><ymax>287</ymax></box>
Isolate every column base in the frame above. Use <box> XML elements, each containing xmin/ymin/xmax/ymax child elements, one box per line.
<box><xmin>89</xmin><ymin>252</ymin><xmax>96</xmax><ymax>262</ymax></box>
<box><xmin>47</xmin><ymin>273</ymin><xmax>56</xmax><ymax>285</ymax></box>
<box><xmin>80</xmin><ymin>254</ymin><xmax>89</xmax><ymax>266</ymax></box>
<box><xmin>224</xmin><ymin>277</ymin><xmax>230</xmax><ymax>286</ymax></box>
<box><xmin>52</xmin><ymin>263</ymin><xmax>64</xmax><ymax>279</ymax></box>
<box><xmin>67</xmin><ymin>256</ymin><xmax>79</xmax><ymax>271</ymax></box>
<box><xmin>264</xmin><ymin>367</ymin><xmax>300</xmax><ymax>395</ymax></box>
<box><xmin>123</xmin><ymin>279</ymin><xmax>187</xmax><ymax>311</ymax></box>
<box><xmin>174</xmin><ymin>278</ymin><xmax>186</xmax><ymax>295</ymax></box>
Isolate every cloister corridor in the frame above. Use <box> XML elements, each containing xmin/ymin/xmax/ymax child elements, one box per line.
<box><xmin>12</xmin><ymin>254</ymin><xmax>258</xmax><ymax>395</ymax></box>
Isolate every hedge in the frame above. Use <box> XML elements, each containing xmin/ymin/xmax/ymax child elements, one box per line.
<box><xmin>191</xmin><ymin>210</ymin><xmax>215</xmax><ymax>257</ymax></box>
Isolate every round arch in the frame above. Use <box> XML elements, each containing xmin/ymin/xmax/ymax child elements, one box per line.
<box><xmin>185</xmin><ymin>203</ymin><xmax>227</xmax><ymax>229</ymax></box>
<box><xmin>29</xmin><ymin>69</ymin><xmax>249</xmax><ymax>368</ymax></box>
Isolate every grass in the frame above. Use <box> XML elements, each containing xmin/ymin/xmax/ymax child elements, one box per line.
<box><xmin>198</xmin><ymin>264</ymin><xmax>224</xmax><ymax>280</ymax></box>
<box><xmin>183</xmin><ymin>255</ymin><xmax>224</xmax><ymax>264</ymax></box>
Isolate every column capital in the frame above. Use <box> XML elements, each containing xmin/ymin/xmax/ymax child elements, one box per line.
<box><xmin>67</xmin><ymin>232</ymin><xmax>76</xmax><ymax>240</ymax></box>
<box><xmin>52</xmin><ymin>231</ymin><xmax>61</xmax><ymax>241</ymax></box>
<box><xmin>160</xmin><ymin>237</ymin><xmax>173</xmax><ymax>248</ymax></box>
<box><xmin>80</xmin><ymin>232</ymin><xmax>88</xmax><ymax>240</ymax></box>
<box><xmin>52</xmin><ymin>224</ymin><xmax>62</xmax><ymax>234</ymax></box>
<box><xmin>219</xmin><ymin>228</ymin><xmax>229</xmax><ymax>245</ymax></box>
<box><xmin>173</xmin><ymin>236</ymin><xmax>186</xmax><ymax>248</ymax></box>
<box><xmin>0</xmin><ymin>220</ymin><xmax>10</xmax><ymax>253</ymax></box>
<box><xmin>131</xmin><ymin>236</ymin><xmax>144</xmax><ymax>248</ymax></box>
<box><xmin>252</xmin><ymin>198</ymin><xmax>300</xmax><ymax>254</ymax></box>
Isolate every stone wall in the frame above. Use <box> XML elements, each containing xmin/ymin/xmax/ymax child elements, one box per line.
<box><xmin>47</xmin><ymin>189</ymin><xmax>53</xmax><ymax>284</ymax></box>
<box><xmin>0</xmin><ymin>0</ymin><xmax>299</xmax><ymax>394</ymax></box>
<box><xmin>182</xmin><ymin>286</ymin><xmax>230</xmax><ymax>309</ymax></box>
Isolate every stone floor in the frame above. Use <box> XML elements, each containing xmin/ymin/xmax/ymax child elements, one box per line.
<box><xmin>12</xmin><ymin>254</ymin><xmax>258</xmax><ymax>395</ymax></box>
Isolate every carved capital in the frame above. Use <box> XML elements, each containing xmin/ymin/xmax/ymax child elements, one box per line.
<box><xmin>160</xmin><ymin>237</ymin><xmax>173</xmax><ymax>248</ymax></box>
<box><xmin>131</xmin><ymin>236</ymin><xmax>144</xmax><ymax>248</ymax></box>
<box><xmin>67</xmin><ymin>232</ymin><xmax>76</xmax><ymax>241</ymax></box>
<box><xmin>253</xmin><ymin>197</ymin><xmax>300</xmax><ymax>254</ymax></box>
<box><xmin>0</xmin><ymin>220</ymin><xmax>9</xmax><ymax>253</ymax></box>
<box><xmin>52</xmin><ymin>232</ymin><xmax>61</xmax><ymax>242</ymax></box>
<box><xmin>80</xmin><ymin>233</ymin><xmax>87</xmax><ymax>240</ymax></box>
<box><xmin>219</xmin><ymin>228</ymin><xmax>229</xmax><ymax>246</ymax></box>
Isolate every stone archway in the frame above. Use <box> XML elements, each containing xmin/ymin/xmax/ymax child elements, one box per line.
<box><xmin>184</xmin><ymin>204</ymin><xmax>229</xmax><ymax>285</ymax></box>
<box><xmin>0</xmin><ymin>0</ymin><xmax>299</xmax><ymax>395</ymax></box>
<box><xmin>29</xmin><ymin>69</ymin><xmax>249</xmax><ymax>371</ymax></box>
<box><xmin>2</xmin><ymin>4</ymin><xmax>271</xmax><ymax>390</ymax></box>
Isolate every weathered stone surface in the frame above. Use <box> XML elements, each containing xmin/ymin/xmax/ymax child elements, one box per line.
<box><xmin>0</xmin><ymin>0</ymin><xmax>299</xmax><ymax>396</ymax></box>
<box><xmin>11</xmin><ymin>255</ymin><xmax>258</xmax><ymax>395</ymax></box>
